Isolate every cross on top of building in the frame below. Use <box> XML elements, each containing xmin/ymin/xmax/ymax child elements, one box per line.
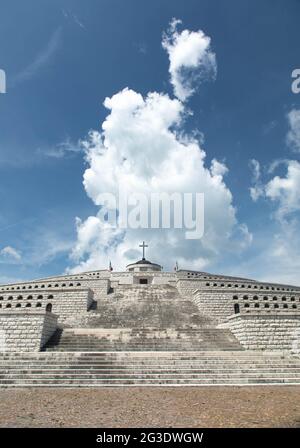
<box><xmin>139</xmin><ymin>241</ymin><xmax>148</xmax><ymax>260</ymax></box>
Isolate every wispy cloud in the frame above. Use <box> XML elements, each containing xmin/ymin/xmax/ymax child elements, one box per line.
<box><xmin>62</xmin><ymin>9</ymin><xmax>86</xmax><ymax>30</ymax></box>
<box><xmin>134</xmin><ymin>42</ymin><xmax>147</xmax><ymax>54</ymax></box>
<box><xmin>73</xmin><ymin>15</ymin><xmax>86</xmax><ymax>30</ymax></box>
<box><xmin>0</xmin><ymin>246</ymin><xmax>22</xmax><ymax>263</ymax></box>
<box><xmin>36</xmin><ymin>138</ymin><xmax>83</xmax><ymax>159</ymax></box>
<box><xmin>11</xmin><ymin>27</ymin><xmax>62</xmax><ymax>86</ymax></box>
<box><xmin>249</xmin><ymin>159</ymin><xmax>264</xmax><ymax>201</ymax></box>
<box><xmin>262</xmin><ymin>120</ymin><xmax>277</xmax><ymax>135</ymax></box>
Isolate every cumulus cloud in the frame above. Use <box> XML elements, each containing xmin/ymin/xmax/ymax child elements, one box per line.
<box><xmin>286</xmin><ymin>109</ymin><xmax>300</xmax><ymax>152</ymax></box>
<box><xmin>210</xmin><ymin>159</ymin><xmax>228</xmax><ymax>177</ymax></box>
<box><xmin>0</xmin><ymin>246</ymin><xmax>21</xmax><ymax>262</ymax></box>
<box><xmin>250</xmin><ymin>157</ymin><xmax>300</xmax><ymax>220</ymax></box>
<box><xmin>250</xmin><ymin>109</ymin><xmax>300</xmax><ymax>213</ymax></box>
<box><xmin>162</xmin><ymin>18</ymin><xmax>217</xmax><ymax>101</ymax></box>
<box><xmin>67</xmin><ymin>83</ymin><xmax>250</xmax><ymax>273</ymax></box>
<box><xmin>66</xmin><ymin>21</ymin><xmax>250</xmax><ymax>273</ymax></box>
<box><xmin>265</xmin><ymin>160</ymin><xmax>300</xmax><ymax>220</ymax></box>
<box><xmin>262</xmin><ymin>111</ymin><xmax>300</xmax><ymax>219</ymax></box>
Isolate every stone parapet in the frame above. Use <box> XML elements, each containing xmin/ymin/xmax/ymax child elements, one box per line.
<box><xmin>0</xmin><ymin>310</ymin><xmax>58</xmax><ymax>352</ymax></box>
<box><xmin>0</xmin><ymin>288</ymin><xmax>94</xmax><ymax>322</ymax></box>
<box><xmin>219</xmin><ymin>313</ymin><xmax>300</xmax><ymax>351</ymax></box>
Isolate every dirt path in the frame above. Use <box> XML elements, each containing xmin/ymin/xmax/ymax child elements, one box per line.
<box><xmin>0</xmin><ymin>386</ymin><xmax>299</xmax><ymax>428</ymax></box>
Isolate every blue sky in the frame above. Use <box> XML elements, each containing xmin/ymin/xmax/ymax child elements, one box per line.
<box><xmin>0</xmin><ymin>0</ymin><xmax>300</xmax><ymax>284</ymax></box>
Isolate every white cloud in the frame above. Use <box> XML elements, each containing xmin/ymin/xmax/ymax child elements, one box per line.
<box><xmin>247</xmin><ymin>146</ymin><xmax>300</xmax><ymax>284</ymax></box>
<box><xmin>249</xmin><ymin>159</ymin><xmax>264</xmax><ymax>201</ymax></box>
<box><xmin>62</xmin><ymin>9</ymin><xmax>86</xmax><ymax>30</ymax></box>
<box><xmin>0</xmin><ymin>246</ymin><xmax>21</xmax><ymax>262</ymax></box>
<box><xmin>263</xmin><ymin>111</ymin><xmax>300</xmax><ymax>219</ymax></box>
<box><xmin>249</xmin><ymin>159</ymin><xmax>261</xmax><ymax>183</ymax></box>
<box><xmin>210</xmin><ymin>159</ymin><xmax>228</xmax><ymax>177</ymax></box>
<box><xmin>67</xmin><ymin>85</ymin><xmax>250</xmax><ymax>273</ymax></box>
<box><xmin>286</xmin><ymin>109</ymin><xmax>300</xmax><ymax>152</ymax></box>
<box><xmin>37</xmin><ymin>138</ymin><xmax>82</xmax><ymax>159</ymax></box>
<box><xmin>250</xmin><ymin>111</ymin><xmax>300</xmax><ymax>218</ymax></box>
<box><xmin>230</xmin><ymin>214</ymin><xmax>300</xmax><ymax>286</ymax></box>
<box><xmin>265</xmin><ymin>160</ymin><xmax>300</xmax><ymax>220</ymax></box>
<box><xmin>162</xmin><ymin>18</ymin><xmax>217</xmax><ymax>101</ymax></box>
<box><xmin>250</xmin><ymin>156</ymin><xmax>300</xmax><ymax>219</ymax></box>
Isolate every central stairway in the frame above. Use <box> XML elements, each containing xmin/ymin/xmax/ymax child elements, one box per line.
<box><xmin>67</xmin><ymin>284</ymin><xmax>215</xmax><ymax>328</ymax></box>
<box><xmin>46</xmin><ymin>284</ymin><xmax>243</xmax><ymax>352</ymax></box>
<box><xmin>44</xmin><ymin>327</ymin><xmax>243</xmax><ymax>352</ymax></box>
<box><xmin>0</xmin><ymin>351</ymin><xmax>299</xmax><ymax>387</ymax></box>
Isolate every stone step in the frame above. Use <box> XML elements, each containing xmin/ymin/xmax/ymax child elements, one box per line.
<box><xmin>0</xmin><ymin>361</ymin><xmax>298</xmax><ymax>368</ymax></box>
<box><xmin>1</xmin><ymin>369</ymin><xmax>300</xmax><ymax>376</ymax></box>
<box><xmin>0</xmin><ymin>378</ymin><xmax>299</xmax><ymax>386</ymax></box>
<box><xmin>1</xmin><ymin>362</ymin><xmax>298</xmax><ymax>369</ymax></box>
<box><xmin>0</xmin><ymin>352</ymin><xmax>291</xmax><ymax>359</ymax></box>
<box><xmin>44</xmin><ymin>326</ymin><xmax>243</xmax><ymax>352</ymax></box>
<box><xmin>50</xmin><ymin>339</ymin><xmax>237</xmax><ymax>344</ymax></box>
<box><xmin>0</xmin><ymin>354</ymin><xmax>290</xmax><ymax>359</ymax></box>
<box><xmin>47</xmin><ymin>342</ymin><xmax>241</xmax><ymax>344</ymax></box>
<box><xmin>1</xmin><ymin>376</ymin><xmax>300</xmax><ymax>383</ymax></box>
<box><xmin>1</xmin><ymin>358</ymin><xmax>293</xmax><ymax>365</ymax></box>
<box><xmin>45</xmin><ymin>343</ymin><xmax>242</xmax><ymax>347</ymax></box>
<box><xmin>0</xmin><ymin>359</ymin><xmax>298</xmax><ymax>366</ymax></box>
<box><xmin>65</xmin><ymin>284</ymin><xmax>221</xmax><ymax>329</ymax></box>
<box><xmin>0</xmin><ymin>353</ymin><xmax>293</xmax><ymax>360</ymax></box>
<box><xmin>0</xmin><ymin>371</ymin><xmax>299</xmax><ymax>380</ymax></box>
<box><xmin>45</xmin><ymin>347</ymin><xmax>243</xmax><ymax>352</ymax></box>
<box><xmin>44</xmin><ymin>348</ymin><xmax>252</xmax><ymax>352</ymax></box>
<box><xmin>0</xmin><ymin>350</ymin><xmax>299</xmax><ymax>387</ymax></box>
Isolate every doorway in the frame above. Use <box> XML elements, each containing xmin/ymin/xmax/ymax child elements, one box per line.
<box><xmin>139</xmin><ymin>278</ymin><xmax>148</xmax><ymax>285</ymax></box>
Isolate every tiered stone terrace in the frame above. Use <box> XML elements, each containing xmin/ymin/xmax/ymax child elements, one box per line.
<box><xmin>0</xmin><ymin>260</ymin><xmax>299</xmax><ymax>387</ymax></box>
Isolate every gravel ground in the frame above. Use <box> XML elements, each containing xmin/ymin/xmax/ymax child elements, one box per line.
<box><xmin>0</xmin><ymin>387</ymin><xmax>299</xmax><ymax>428</ymax></box>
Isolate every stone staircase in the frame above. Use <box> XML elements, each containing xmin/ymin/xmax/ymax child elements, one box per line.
<box><xmin>46</xmin><ymin>283</ymin><xmax>244</xmax><ymax>352</ymax></box>
<box><xmin>65</xmin><ymin>284</ymin><xmax>214</xmax><ymax>329</ymax></box>
<box><xmin>44</xmin><ymin>327</ymin><xmax>243</xmax><ymax>352</ymax></box>
<box><xmin>0</xmin><ymin>351</ymin><xmax>299</xmax><ymax>387</ymax></box>
<box><xmin>1</xmin><ymin>282</ymin><xmax>298</xmax><ymax>387</ymax></box>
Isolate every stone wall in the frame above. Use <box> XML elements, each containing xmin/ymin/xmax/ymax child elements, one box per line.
<box><xmin>0</xmin><ymin>310</ymin><xmax>58</xmax><ymax>352</ymax></box>
<box><xmin>80</xmin><ymin>280</ymin><xmax>109</xmax><ymax>301</ymax></box>
<box><xmin>190</xmin><ymin>288</ymin><xmax>300</xmax><ymax>323</ymax></box>
<box><xmin>190</xmin><ymin>290</ymin><xmax>234</xmax><ymax>322</ymax></box>
<box><xmin>220</xmin><ymin>313</ymin><xmax>300</xmax><ymax>351</ymax></box>
<box><xmin>176</xmin><ymin>279</ymin><xmax>202</xmax><ymax>298</ymax></box>
<box><xmin>0</xmin><ymin>288</ymin><xmax>94</xmax><ymax>323</ymax></box>
<box><xmin>40</xmin><ymin>312</ymin><xmax>58</xmax><ymax>347</ymax></box>
<box><xmin>177</xmin><ymin>270</ymin><xmax>300</xmax><ymax>293</ymax></box>
<box><xmin>50</xmin><ymin>289</ymin><xmax>94</xmax><ymax>320</ymax></box>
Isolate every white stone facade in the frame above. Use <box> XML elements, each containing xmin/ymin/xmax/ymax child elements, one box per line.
<box><xmin>0</xmin><ymin>263</ymin><xmax>299</xmax><ymax>353</ymax></box>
